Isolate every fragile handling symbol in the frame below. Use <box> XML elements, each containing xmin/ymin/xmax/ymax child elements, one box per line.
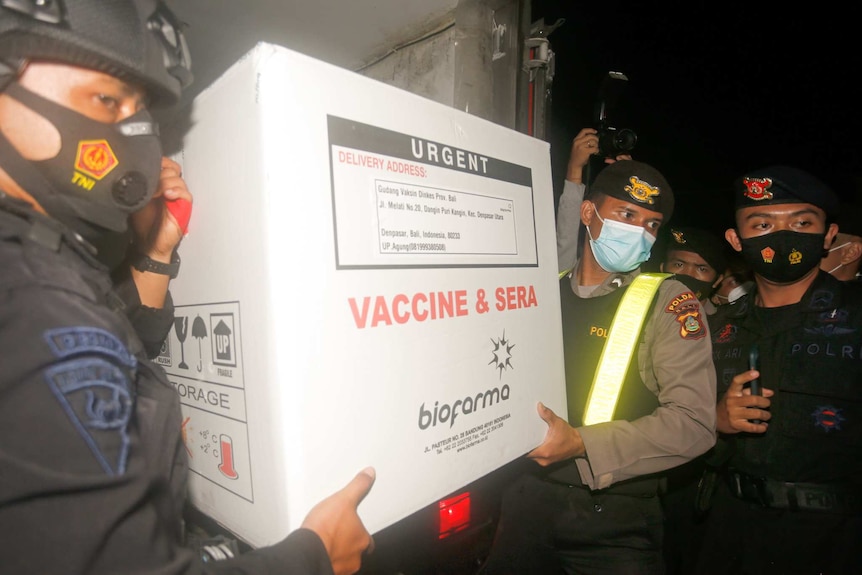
<box><xmin>174</xmin><ymin>316</ymin><xmax>189</xmax><ymax>369</ymax></box>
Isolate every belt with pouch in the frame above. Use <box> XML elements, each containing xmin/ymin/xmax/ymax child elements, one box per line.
<box><xmin>726</xmin><ymin>469</ymin><xmax>861</xmax><ymax>515</ymax></box>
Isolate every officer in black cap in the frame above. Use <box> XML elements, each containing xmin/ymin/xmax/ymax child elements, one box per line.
<box><xmin>485</xmin><ymin>160</ymin><xmax>717</xmax><ymax>574</ymax></box>
<box><xmin>693</xmin><ymin>165</ymin><xmax>862</xmax><ymax>574</ymax></box>
<box><xmin>656</xmin><ymin>226</ymin><xmax>730</xmax><ymax>574</ymax></box>
<box><xmin>728</xmin><ymin>165</ymin><xmax>840</xmax><ymax>284</ymax></box>
<box><xmin>660</xmin><ymin>226</ymin><xmax>728</xmax><ymax>304</ymax></box>
<box><xmin>0</xmin><ymin>2</ymin><xmax>374</xmax><ymax>574</ymax></box>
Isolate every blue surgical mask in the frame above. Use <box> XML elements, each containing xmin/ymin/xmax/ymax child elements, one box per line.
<box><xmin>586</xmin><ymin>205</ymin><xmax>656</xmax><ymax>273</ymax></box>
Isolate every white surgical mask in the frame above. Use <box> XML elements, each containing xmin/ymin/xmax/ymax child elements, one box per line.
<box><xmin>829</xmin><ymin>241</ymin><xmax>851</xmax><ymax>253</ymax></box>
<box><xmin>826</xmin><ymin>242</ymin><xmax>851</xmax><ymax>274</ymax></box>
<box><xmin>727</xmin><ymin>283</ymin><xmax>751</xmax><ymax>303</ymax></box>
<box><xmin>715</xmin><ymin>281</ymin><xmax>752</xmax><ymax>304</ymax></box>
<box><xmin>829</xmin><ymin>242</ymin><xmax>850</xmax><ymax>254</ymax></box>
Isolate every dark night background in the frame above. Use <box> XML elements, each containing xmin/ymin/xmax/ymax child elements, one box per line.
<box><xmin>530</xmin><ymin>1</ymin><xmax>861</xmax><ymax>238</ymax></box>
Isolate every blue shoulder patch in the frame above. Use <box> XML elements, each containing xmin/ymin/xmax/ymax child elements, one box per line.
<box><xmin>44</xmin><ymin>327</ymin><xmax>136</xmax><ymax>368</ymax></box>
<box><xmin>45</xmin><ymin>358</ymin><xmax>133</xmax><ymax>475</ymax></box>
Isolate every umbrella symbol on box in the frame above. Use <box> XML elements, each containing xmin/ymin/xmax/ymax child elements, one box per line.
<box><xmin>192</xmin><ymin>315</ymin><xmax>207</xmax><ymax>372</ymax></box>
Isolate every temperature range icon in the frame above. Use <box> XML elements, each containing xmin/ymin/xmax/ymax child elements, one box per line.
<box><xmin>195</xmin><ymin>428</ymin><xmax>239</xmax><ymax>480</ymax></box>
<box><xmin>218</xmin><ymin>434</ymin><xmax>238</xmax><ymax>479</ymax></box>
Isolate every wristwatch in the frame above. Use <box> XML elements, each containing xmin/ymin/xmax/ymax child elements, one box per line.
<box><xmin>132</xmin><ymin>251</ymin><xmax>181</xmax><ymax>279</ymax></box>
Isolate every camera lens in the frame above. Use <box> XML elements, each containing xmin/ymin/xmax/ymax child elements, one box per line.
<box><xmin>597</xmin><ymin>126</ymin><xmax>637</xmax><ymax>157</ymax></box>
<box><xmin>614</xmin><ymin>128</ymin><xmax>637</xmax><ymax>152</ymax></box>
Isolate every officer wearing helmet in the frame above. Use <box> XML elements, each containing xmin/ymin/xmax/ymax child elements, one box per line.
<box><xmin>0</xmin><ymin>2</ymin><xmax>374</xmax><ymax>574</ymax></box>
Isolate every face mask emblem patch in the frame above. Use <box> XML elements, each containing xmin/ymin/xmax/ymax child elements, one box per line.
<box><xmin>73</xmin><ymin>139</ymin><xmax>119</xmax><ymax>190</ymax></box>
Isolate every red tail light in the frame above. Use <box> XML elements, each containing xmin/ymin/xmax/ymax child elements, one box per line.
<box><xmin>437</xmin><ymin>491</ymin><xmax>471</xmax><ymax>539</ymax></box>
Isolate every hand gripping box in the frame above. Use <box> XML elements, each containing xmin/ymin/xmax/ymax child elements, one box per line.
<box><xmin>160</xmin><ymin>42</ymin><xmax>566</xmax><ymax>547</ymax></box>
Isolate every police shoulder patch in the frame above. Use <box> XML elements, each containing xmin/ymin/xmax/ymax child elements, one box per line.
<box><xmin>665</xmin><ymin>290</ymin><xmax>706</xmax><ymax>340</ymax></box>
<box><xmin>664</xmin><ymin>290</ymin><xmax>698</xmax><ymax>314</ymax></box>
<box><xmin>44</xmin><ymin>326</ymin><xmax>136</xmax><ymax>368</ymax></box>
<box><xmin>44</xmin><ymin>358</ymin><xmax>133</xmax><ymax>475</ymax></box>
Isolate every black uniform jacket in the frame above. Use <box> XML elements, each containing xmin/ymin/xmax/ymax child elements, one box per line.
<box><xmin>710</xmin><ymin>271</ymin><xmax>862</xmax><ymax>485</ymax></box>
<box><xmin>0</xmin><ymin>195</ymin><xmax>332</xmax><ymax>575</ymax></box>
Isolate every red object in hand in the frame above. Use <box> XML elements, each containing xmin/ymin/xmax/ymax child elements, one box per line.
<box><xmin>166</xmin><ymin>198</ymin><xmax>192</xmax><ymax>236</ymax></box>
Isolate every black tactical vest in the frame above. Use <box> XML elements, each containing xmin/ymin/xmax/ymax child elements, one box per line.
<box><xmin>710</xmin><ymin>274</ymin><xmax>862</xmax><ymax>484</ymax></box>
<box><xmin>0</xmin><ymin>195</ymin><xmax>188</xmax><ymax>521</ymax></box>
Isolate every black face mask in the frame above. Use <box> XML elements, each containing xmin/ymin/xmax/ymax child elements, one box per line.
<box><xmin>673</xmin><ymin>274</ymin><xmax>716</xmax><ymax>301</ymax></box>
<box><xmin>0</xmin><ymin>82</ymin><xmax>162</xmax><ymax>261</ymax></box>
<box><xmin>739</xmin><ymin>230</ymin><xmax>826</xmax><ymax>284</ymax></box>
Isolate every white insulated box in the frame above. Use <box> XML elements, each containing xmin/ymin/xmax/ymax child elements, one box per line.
<box><xmin>160</xmin><ymin>42</ymin><xmax>566</xmax><ymax>547</ymax></box>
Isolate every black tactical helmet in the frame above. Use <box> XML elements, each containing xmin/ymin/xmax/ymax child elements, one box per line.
<box><xmin>0</xmin><ymin>0</ymin><xmax>192</xmax><ymax>106</ymax></box>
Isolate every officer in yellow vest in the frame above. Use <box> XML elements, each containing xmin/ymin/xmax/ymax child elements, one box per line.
<box><xmin>483</xmin><ymin>160</ymin><xmax>717</xmax><ymax>574</ymax></box>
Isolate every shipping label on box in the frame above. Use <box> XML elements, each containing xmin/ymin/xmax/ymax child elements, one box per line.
<box><xmin>162</xmin><ymin>42</ymin><xmax>566</xmax><ymax>547</ymax></box>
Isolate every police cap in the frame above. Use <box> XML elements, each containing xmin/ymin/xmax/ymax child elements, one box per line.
<box><xmin>734</xmin><ymin>165</ymin><xmax>839</xmax><ymax>219</ymax></box>
<box><xmin>666</xmin><ymin>226</ymin><xmax>728</xmax><ymax>275</ymax></box>
<box><xmin>591</xmin><ymin>160</ymin><xmax>674</xmax><ymax>220</ymax></box>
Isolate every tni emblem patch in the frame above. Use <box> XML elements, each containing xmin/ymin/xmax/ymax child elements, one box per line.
<box><xmin>75</xmin><ymin>139</ymin><xmax>119</xmax><ymax>180</ymax></box>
